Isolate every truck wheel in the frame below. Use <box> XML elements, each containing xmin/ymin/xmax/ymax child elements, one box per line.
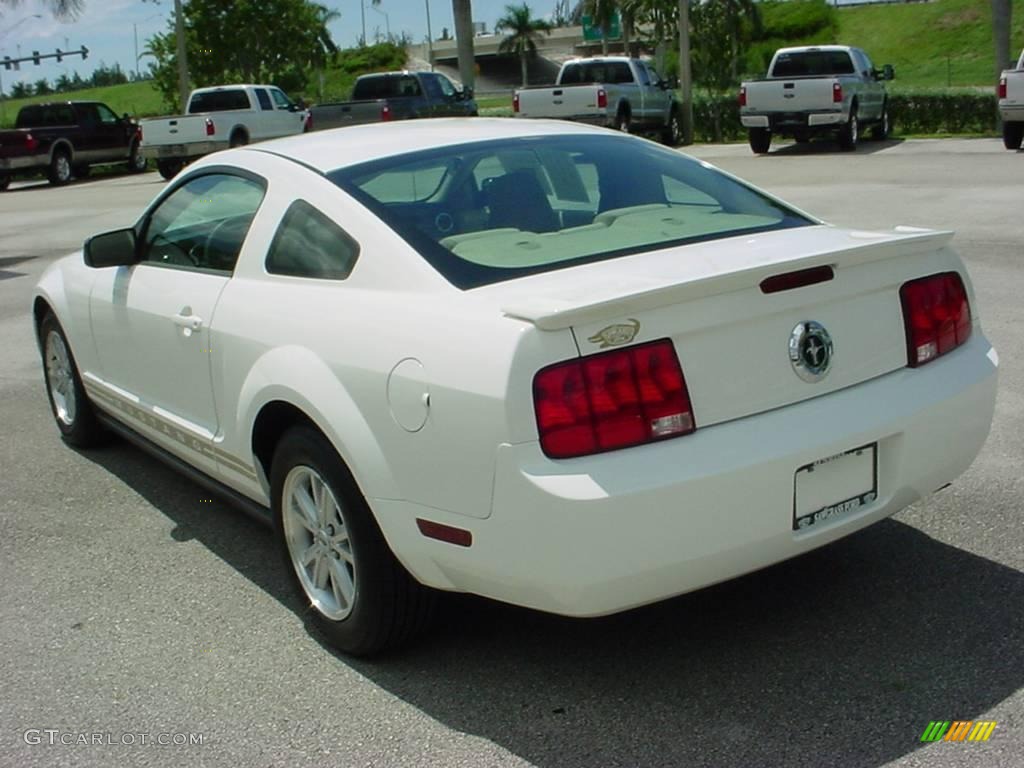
<box><xmin>0</xmin><ymin>174</ymin><xmax>12</xmax><ymax>192</ymax></box>
<box><xmin>156</xmin><ymin>159</ymin><xmax>183</xmax><ymax>181</ymax></box>
<box><xmin>838</xmin><ymin>107</ymin><xmax>859</xmax><ymax>151</ymax></box>
<box><xmin>127</xmin><ymin>140</ymin><xmax>148</xmax><ymax>173</ymax></box>
<box><xmin>871</xmin><ymin>103</ymin><xmax>890</xmax><ymax>140</ymax></box>
<box><xmin>614</xmin><ymin>110</ymin><xmax>631</xmax><ymax>134</ymax></box>
<box><xmin>749</xmin><ymin>128</ymin><xmax>771</xmax><ymax>154</ymax></box>
<box><xmin>272</xmin><ymin>425</ymin><xmax>435</xmax><ymax>656</ymax></box>
<box><xmin>229</xmin><ymin>130</ymin><xmax>249</xmax><ymax>148</ymax></box>
<box><xmin>47</xmin><ymin>150</ymin><xmax>73</xmax><ymax>186</ymax></box>
<box><xmin>661</xmin><ymin>108</ymin><xmax>683</xmax><ymax>146</ymax></box>
<box><xmin>1003</xmin><ymin>121</ymin><xmax>1024</xmax><ymax>150</ymax></box>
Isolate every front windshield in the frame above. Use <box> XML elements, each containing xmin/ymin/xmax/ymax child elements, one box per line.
<box><xmin>329</xmin><ymin>134</ymin><xmax>812</xmax><ymax>289</ymax></box>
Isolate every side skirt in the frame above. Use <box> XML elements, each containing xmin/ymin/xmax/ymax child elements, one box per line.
<box><xmin>95</xmin><ymin>411</ymin><xmax>273</xmax><ymax>527</ymax></box>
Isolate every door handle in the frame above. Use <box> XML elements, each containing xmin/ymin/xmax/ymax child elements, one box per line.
<box><xmin>173</xmin><ymin>310</ymin><xmax>203</xmax><ymax>336</ymax></box>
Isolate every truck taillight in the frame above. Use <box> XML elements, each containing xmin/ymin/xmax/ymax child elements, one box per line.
<box><xmin>381</xmin><ymin>103</ymin><xmax>392</xmax><ymax>121</ymax></box>
<box><xmin>900</xmin><ymin>272</ymin><xmax>972</xmax><ymax>367</ymax></box>
<box><xmin>533</xmin><ymin>339</ymin><xmax>695</xmax><ymax>459</ymax></box>
<box><xmin>597</xmin><ymin>88</ymin><xmax>607</xmax><ymax>109</ymax></box>
<box><xmin>304</xmin><ymin>112</ymin><xmax>313</xmax><ymax>132</ymax></box>
<box><xmin>205</xmin><ymin>118</ymin><xmax>215</xmax><ymax>137</ymax></box>
<box><xmin>513</xmin><ymin>93</ymin><xmax>520</xmax><ymax>113</ymax></box>
<box><xmin>998</xmin><ymin>77</ymin><xmax>1007</xmax><ymax>99</ymax></box>
<box><xmin>739</xmin><ymin>86</ymin><xmax>747</xmax><ymax>107</ymax></box>
<box><xmin>135</xmin><ymin>125</ymin><xmax>142</xmax><ymax>142</ymax></box>
<box><xmin>832</xmin><ymin>82</ymin><xmax>843</xmax><ymax>103</ymax></box>
<box><xmin>24</xmin><ymin>132</ymin><xmax>38</xmax><ymax>151</ymax></box>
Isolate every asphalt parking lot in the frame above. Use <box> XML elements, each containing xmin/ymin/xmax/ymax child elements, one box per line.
<box><xmin>0</xmin><ymin>138</ymin><xmax>1021</xmax><ymax>768</ymax></box>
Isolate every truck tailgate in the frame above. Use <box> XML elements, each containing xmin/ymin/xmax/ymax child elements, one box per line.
<box><xmin>139</xmin><ymin>115</ymin><xmax>211</xmax><ymax>147</ymax></box>
<box><xmin>746</xmin><ymin>78</ymin><xmax>838</xmax><ymax>112</ymax></box>
<box><xmin>517</xmin><ymin>86</ymin><xmax>602</xmax><ymax>119</ymax></box>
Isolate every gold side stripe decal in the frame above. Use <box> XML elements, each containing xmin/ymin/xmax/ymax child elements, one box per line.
<box><xmin>85</xmin><ymin>382</ymin><xmax>258</xmax><ymax>481</ymax></box>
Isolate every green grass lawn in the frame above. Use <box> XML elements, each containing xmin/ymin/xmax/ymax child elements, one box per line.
<box><xmin>1</xmin><ymin>81</ymin><xmax>163</xmax><ymax>127</ymax></box>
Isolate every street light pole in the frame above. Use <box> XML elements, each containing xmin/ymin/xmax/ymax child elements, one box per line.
<box><xmin>173</xmin><ymin>0</ymin><xmax>190</xmax><ymax>112</ymax></box>
<box><xmin>425</xmin><ymin>0</ymin><xmax>434</xmax><ymax>71</ymax></box>
<box><xmin>371</xmin><ymin>4</ymin><xmax>390</xmax><ymax>40</ymax></box>
<box><xmin>360</xmin><ymin>1</ymin><xmax>366</xmax><ymax>47</ymax></box>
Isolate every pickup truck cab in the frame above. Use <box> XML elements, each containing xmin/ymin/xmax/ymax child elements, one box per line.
<box><xmin>998</xmin><ymin>48</ymin><xmax>1024</xmax><ymax>150</ymax></box>
<box><xmin>140</xmin><ymin>84</ymin><xmax>308</xmax><ymax>179</ymax></box>
<box><xmin>739</xmin><ymin>46</ymin><xmax>893</xmax><ymax>154</ymax></box>
<box><xmin>0</xmin><ymin>101</ymin><xmax>145</xmax><ymax>189</ymax></box>
<box><xmin>309</xmin><ymin>71</ymin><xmax>477</xmax><ymax>131</ymax></box>
<box><xmin>514</xmin><ymin>56</ymin><xmax>682</xmax><ymax>145</ymax></box>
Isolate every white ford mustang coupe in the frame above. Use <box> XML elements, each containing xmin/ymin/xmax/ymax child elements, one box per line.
<box><xmin>34</xmin><ymin>119</ymin><xmax>997</xmax><ymax>655</ymax></box>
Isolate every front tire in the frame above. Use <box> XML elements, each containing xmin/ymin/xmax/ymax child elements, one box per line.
<box><xmin>39</xmin><ymin>313</ymin><xmax>105</xmax><ymax>448</ymax></box>
<box><xmin>749</xmin><ymin>127</ymin><xmax>771</xmax><ymax>154</ymax></box>
<box><xmin>661</xmin><ymin>108</ymin><xmax>683</xmax><ymax>146</ymax></box>
<box><xmin>47</xmin><ymin>150</ymin><xmax>73</xmax><ymax>185</ymax></box>
<box><xmin>1003</xmin><ymin>121</ymin><xmax>1024</xmax><ymax>150</ymax></box>
<box><xmin>871</xmin><ymin>103</ymin><xmax>890</xmax><ymax>140</ymax></box>
<box><xmin>838</xmin><ymin>106</ymin><xmax>859</xmax><ymax>151</ymax></box>
<box><xmin>272</xmin><ymin>425</ymin><xmax>434</xmax><ymax>656</ymax></box>
<box><xmin>156</xmin><ymin>159</ymin><xmax>183</xmax><ymax>180</ymax></box>
<box><xmin>613</xmin><ymin>109</ymin><xmax>631</xmax><ymax>134</ymax></box>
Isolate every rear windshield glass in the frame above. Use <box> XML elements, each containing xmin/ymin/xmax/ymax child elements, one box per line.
<box><xmin>352</xmin><ymin>75</ymin><xmax>422</xmax><ymax>100</ymax></box>
<box><xmin>188</xmin><ymin>89</ymin><xmax>250</xmax><ymax>113</ymax></box>
<box><xmin>16</xmin><ymin>105</ymin><xmax>76</xmax><ymax>128</ymax></box>
<box><xmin>771</xmin><ymin>51</ymin><xmax>855</xmax><ymax>78</ymax></box>
<box><xmin>559</xmin><ymin>61</ymin><xmax>634</xmax><ymax>85</ymax></box>
<box><xmin>329</xmin><ymin>135</ymin><xmax>811</xmax><ymax>289</ymax></box>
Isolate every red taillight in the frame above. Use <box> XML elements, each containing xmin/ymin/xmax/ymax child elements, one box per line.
<box><xmin>416</xmin><ymin>518</ymin><xmax>472</xmax><ymax>547</ymax></box>
<box><xmin>304</xmin><ymin>112</ymin><xmax>313</xmax><ymax>132</ymax></box>
<box><xmin>832</xmin><ymin>82</ymin><xmax>843</xmax><ymax>103</ymax></box>
<box><xmin>597</xmin><ymin>88</ymin><xmax>607</xmax><ymax>109</ymax></box>
<box><xmin>739</xmin><ymin>86</ymin><xmax>747</xmax><ymax>107</ymax></box>
<box><xmin>533</xmin><ymin>339</ymin><xmax>695</xmax><ymax>459</ymax></box>
<box><xmin>899</xmin><ymin>272</ymin><xmax>972</xmax><ymax>367</ymax></box>
<box><xmin>998</xmin><ymin>77</ymin><xmax>1007</xmax><ymax>99</ymax></box>
<box><xmin>134</xmin><ymin>125</ymin><xmax>142</xmax><ymax>142</ymax></box>
<box><xmin>513</xmin><ymin>93</ymin><xmax>520</xmax><ymax>113</ymax></box>
<box><xmin>24</xmin><ymin>132</ymin><xmax>39</xmax><ymax>151</ymax></box>
<box><xmin>381</xmin><ymin>103</ymin><xmax>392</xmax><ymax>121</ymax></box>
<box><xmin>205</xmin><ymin>118</ymin><xmax>215</xmax><ymax>136</ymax></box>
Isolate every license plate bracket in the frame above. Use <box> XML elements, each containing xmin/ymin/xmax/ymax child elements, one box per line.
<box><xmin>793</xmin><ymin>443</ymin><xmax>877</xmax><ymax>531</ymax></box>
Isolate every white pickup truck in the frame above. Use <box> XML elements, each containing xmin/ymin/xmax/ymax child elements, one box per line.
<box><xmin>140</xmin><ymin>84</ymin><xmax>309</xmax><ymax>179</ymax></box>
<box><xmin>740</xmin><ymin>46</ymin><xmax>893</xmax><ymax>154</ymax></box>
<box><xmin>998</xmin><ymin>48</ymin><xmax>1024</xmax><ymax>150</ymax></box>
<box><xmin>513</xmin><ymin>57</ymin><xmax>682</xmax><ymax>145</ymax></box>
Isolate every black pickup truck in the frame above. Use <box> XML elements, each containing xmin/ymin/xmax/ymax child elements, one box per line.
<box><xmin>0</xmin><ymin>101</ymin><xmax>146</xmax><ymax>190</ymax></box>
<box><xmin>310</xmin><ymin>71</ymin><xmax>477</xmax><ymax>131</ymax></box>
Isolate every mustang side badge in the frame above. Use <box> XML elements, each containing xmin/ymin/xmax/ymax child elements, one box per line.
<box><xmin>588</xmin><ymin>319</ymin><xmax>641</xmax><ymax>348</ymax></box>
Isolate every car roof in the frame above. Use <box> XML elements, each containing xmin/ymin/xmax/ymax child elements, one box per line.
<box><xmin>245</xmin><ymin>118</ymin><xmax>611</xmax><ymax>173</ymax></box>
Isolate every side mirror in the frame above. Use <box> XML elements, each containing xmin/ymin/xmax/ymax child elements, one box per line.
<box><xmin>461</xmin><ymin>86</ymin><xmax>474</xmax><ymax>100</ymax></box>
<box><xmin>883</xmin><ymin>64</ymin><xmax>894</xmax><ymax>81</ymax></box>
<box><xmin>122</xmin><ymin>112</ymin><xmax>131</xmax><ymax>121</ymax></box>
<box><xmin>288</xmin><ymin>103</ymin><xmax>300</xmax><ymax>112</ymax></box>
<box><xmin>664</xmin><ymin>75</ymin><xmax>679</xmax><ymax>89</ymax></box>
<box><xmin>84</xmin><ymin>228</ymin><xmax>138</xmax><ymax>268</ymax></box>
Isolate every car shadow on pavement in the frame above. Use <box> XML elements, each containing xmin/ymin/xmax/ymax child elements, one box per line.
<box><xmin>766</xmin><ymin>138</ymin><xmax>904</xmax><ymax>157</ymax></box>
<box><xmin>85</xmin><ymin>442</ymin><xmax>1022</xmax><ymax>768</ymax></box>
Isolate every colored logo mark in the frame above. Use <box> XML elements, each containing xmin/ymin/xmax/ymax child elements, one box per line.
<box><xmin>920</xmin><ymin>721</ymin><xmax>997</xmax><ymax>742</ymax></box>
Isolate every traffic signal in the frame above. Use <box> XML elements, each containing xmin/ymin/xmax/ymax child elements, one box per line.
<box><xmin>2</xmin><ymin>57</ymin><xmax>11</xmax><ymax>71</ymax></box>
<box><xmin>56</xmin><ymin>48</ymin><xmax>63</xmax><ymax>63</ymax></box>
<box><xmin>80</xmin><ymin>46</ymin><xmax>89</xmax><ymax>60</ymax></box>
<box><xmin>32</xmin><ymin>50</ymin><xmax>41</xmax><ymax>65</ymax></box>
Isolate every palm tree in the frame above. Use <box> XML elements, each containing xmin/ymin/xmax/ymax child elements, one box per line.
<box><xmin>0</xmin><ymin>0</ymin><xmax>82</xmax><ymax>19</ymax></box>
<box><xmin>496</xmin><ymin>3</ymin><xmax>552</xmax><ymax>87</ymax></box>
<box><xmin>452</xmin><ymin>0</ymin><xmax>476</xmax><ymax>90</ymax></box>
<box><xmin>583</xmin><ymin>0</ymin><xmax>617</xmax><ymax>55</ymax></box>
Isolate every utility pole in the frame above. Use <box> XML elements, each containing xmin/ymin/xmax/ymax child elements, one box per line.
<box><xmin>678</xmin><ymin>0</ymin><xmax>694</xmax><ymax>145</ymax></box>
<box><xmin>173</xmin><ymin>0</ymin><xmax>190</xmax><ymax>112</ymax></box>
<box><xmin>425</xmin><ymin>0</ymin><xmax>434</xmax><ymax>71</ymax></box>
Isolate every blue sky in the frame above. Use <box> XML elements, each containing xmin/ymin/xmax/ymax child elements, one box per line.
<box><xmin>0</xmin><ymin>0</ymin><xmax>535</xmax><ymax>89</ymax></box>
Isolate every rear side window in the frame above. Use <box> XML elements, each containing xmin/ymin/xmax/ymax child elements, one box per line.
<box><xmin>265</xmin><ymin>200</ymin><xmax>359</xmax><ymax>280</ymax></box>
<box><xmin>16</xmin><ymin>105</ymin><xmax>76</xmax><ymax>127</ymax></box>
<box><xmin>255</xmin><ymin>89</ymin><xmax>273</xmax><ymax>110</ymax></box>
<box><xmin>771</xmin><ymin>51</ymin><xmax>855</xmax><ymax>78</ymax></box>
<box><xmin>188</xmin><ymin>89</ymin><xmax>251</xmax><ymax>113</ymax></box>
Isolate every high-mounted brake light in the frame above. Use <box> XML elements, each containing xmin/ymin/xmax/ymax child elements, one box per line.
<box><xmin>899</xmin><ymin>272</ymin><xmax>972</xmax><ymax>367</ymax></box>
<box><xmin>533</xmin><ymin>339</ymin><xmax>695</xmax><ymax>459</ymax></box>
<box><xmin>205</xmin><ymin>118</ymin><xmax>215</xmax><ymax>136</ymax></box>
<box><xmin>832</xmin><ymin>82</ymin><xmax>843</xmax><ymax>103</ymax></box>
<box><xmin>381</xmin><ymin>103</ymin><xmax>392</xmax><ymax>121</ymax></box>
<box><xmin>739</xmin><ymin>86</ymin><xmax>747</xmax><ymax>107</ymax></box>
<box><xmin>597</xmin><ymin>88</ymin><xmax>607</xmax><ymax>109</ymax></box>
<box><xmin>513</xmin><ymin>93</ymin><xmax>520</xmax><ymax>113</ymax></box>
<box><xmin>998</xmin><ymin>77</ymin><xmax>1007</xmax><ymax>99</ymax></box>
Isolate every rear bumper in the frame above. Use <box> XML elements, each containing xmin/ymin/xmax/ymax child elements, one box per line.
<box><xmin>141</xmin><ymin>140</ymin><xmax>229</xmax><ymax>160</ymax></box>
<box><xmin>373</xmin><ymin>332</ymin><xmax>998</xmax><ymax>617</ymax></box>
<box><xmin>741</xmin><ymin>111</ymin><xmax>846</xmax><ymax>131</ymax></box>
<box><xmin>0</xmin><ymin>155</ymin><xmax>43</xmax><ymax>172</ymax></box>
<box><xmin>998</xmin><ymin>102</ymin><xmax>1024</xmax><ymax>121</ymax></box>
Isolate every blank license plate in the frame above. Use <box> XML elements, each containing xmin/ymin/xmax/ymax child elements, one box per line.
<box><xmin>157</xmin><ymin>145</ymin><xmax>185</xmax><ymax>157</ymax></box>
<box><xmin>793</xmin><ymin>444</ymin><xmax>877</xmax><ymax>531</ymax></box>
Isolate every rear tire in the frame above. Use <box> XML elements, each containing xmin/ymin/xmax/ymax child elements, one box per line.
<box><xmin>39</xmin><ymin>313</ymin><xmax>106</xmax><ymax>448</ymax></box>
<box><xmin>127</xmin><ymin>140</ymin><xmax>148</xmax><ymax>173</ymax></box>
<box><xmin>156</xmin><ymin>159</ymin><xmax>183</xmax><ymax>180</ymax></box>
<box><xmin>47</xmin><ymin>149</ymin><xmax>73</xmax><ymax>185</ymax></box>
<box><xmin>0</xmin><ymin>174</ymin><xmax>10</xmax><ymax>191</ymax></box>
<box><xmin>838</xmin><ymin>106</ymin><xmax>859</xmax><ymax>151</ymax></box>
<box><xmin>1003</xmin><ymin>121</ymin><xmax>1024</xmax><ymax>150</ymax></box>
<box><xmin>271</xmin><ymin>425</ymin><xmax>435</xmax><ymax>656</ymax></box>
<box><xmin>749</xmin><ymin>127</ymin><xmax>771</xmax><ymax>154</ymax></box>
<box><xmin>229</xmin><ymin>130</ymin><xmax>248</xmax><ymax>148</ymax></box>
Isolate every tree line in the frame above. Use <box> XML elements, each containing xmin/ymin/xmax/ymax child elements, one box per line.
<box><xmin>5</xmin><ymin>63</ymin><xmax>140</xmax><ymax>99</ymax></box>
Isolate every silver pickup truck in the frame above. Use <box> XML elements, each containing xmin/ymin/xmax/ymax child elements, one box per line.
<box><xmin>999</xmin><ymin>48</ymin><xmax>1024</xmax><ymax>150</ymax></box>
<box><xmin>740</xmin><ymin>46</ymin><xmax>893</xmax><ymax>154</ymax></box>
<box><xmin>514</xmin><ymin>57</ymin><xmax>682</xmax><ymax>145</ymax></box>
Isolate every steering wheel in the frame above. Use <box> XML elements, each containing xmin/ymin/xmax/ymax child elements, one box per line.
<box><xmin>150</xmin><ymin>233</ymin><xmax>199</xmax><ymax>267</ymax></box>
<box><xmin>203</xmin><ymin>216</ymin><xmax>249</xmax><ymax>270</ymax></box>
